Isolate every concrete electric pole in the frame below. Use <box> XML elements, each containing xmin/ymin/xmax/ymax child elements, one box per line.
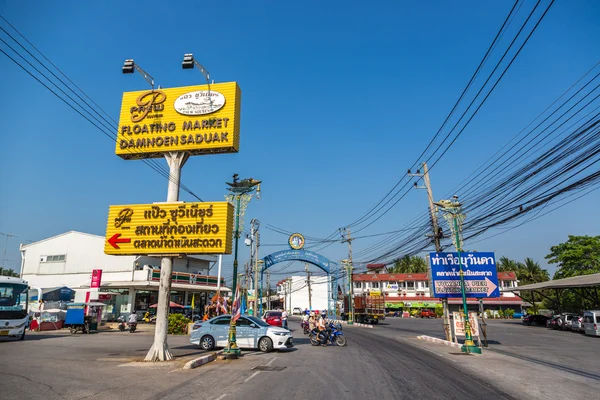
<box><xmin>341</xmin><ymin>228</ymin><xmax>355</xmax><ymax>324</ymax></box>
<box><xmin>305</xmin><ymin>263</ymin><xmax>313</xmax><ymax>311</ymax></box>
<box><xmin>266</xmin><ymin>271</ymin><xmax>271</xmax><ymax>310</ymax></box>
<box><xmin>409</xmin><ymin>162</ymin><xmax>451</xmax><ymax>342</ymax></box>
<box><xmin>251</xmin><ymin>219</ymin><xmax>260</xmax><ymax>314</ymax></box>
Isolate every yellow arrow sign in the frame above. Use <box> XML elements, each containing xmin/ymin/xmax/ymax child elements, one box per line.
<box><xmin>104</xmin><ymin>202</ymin><xmax>233</xmax><ymax>255</ymax></box>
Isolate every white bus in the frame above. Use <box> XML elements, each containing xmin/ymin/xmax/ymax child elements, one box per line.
<box><xmin>0</xmin><ymin>276</ymin><xmax>29</xmax><ymax>340</ymax></box>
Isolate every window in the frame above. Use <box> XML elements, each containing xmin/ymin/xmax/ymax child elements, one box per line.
<box><xmin>236</xmin><ymin>317</ymin><xmax>251</xmax><ymax>326</ymax></box>
<box><xmin>583</xmin><ymin>315</ymin><xmax>593</xmax><ymax>323</ymax></box>
<box><xmin>212</xmin><ymin>316</ymin><xmax>231</xmax><ymax>325</ymax></box>
<box><xmin>597</xmin><ymin>316</ymin><xmax>600</xmax><ymax>324</ymax></box>
<box><xmin>354</xmin><ymin>282</ymin><xmax>362</xmax><ymax>289</ymax></box>
<box><xmin>42</xmin><ymin>255</ymin><xmax>66</xmax><ymax>262</ymax></box>
<box><xmin>407</xmin><ymin>281</ymin><xmax>415</xmax><ymax>290</ymax></box>
<box><xmin>372</xmin><ymin>282</ymin><xmax>379</xmax><ymax>289</ymax></box>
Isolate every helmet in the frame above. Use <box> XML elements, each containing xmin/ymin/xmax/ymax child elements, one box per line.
<box><xmin>310</xmin><ymin>312</ymin><xmax>315</xmax><ymax>317</ymax></box>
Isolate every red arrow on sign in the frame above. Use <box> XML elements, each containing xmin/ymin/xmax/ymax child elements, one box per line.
<box><xmin>108</xmin><ymin>233</ymin><xmax>131</xmax><ymax>249</ymax></box>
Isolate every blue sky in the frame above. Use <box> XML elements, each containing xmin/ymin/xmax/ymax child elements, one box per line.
<box><xmin>1</xmin><ymin>1</ymin><xmax>599</xmax><ymax>285</ymax></box>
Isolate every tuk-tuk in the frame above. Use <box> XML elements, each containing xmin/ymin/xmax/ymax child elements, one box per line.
<box><xmin>65</xmin><ymin>302</ymin><xmax>104</xmax><ymax>334</ymax></box>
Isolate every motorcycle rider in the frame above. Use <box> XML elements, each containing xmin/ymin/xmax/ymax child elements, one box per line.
<box><xmin>301</xmin><ymin>311</ymin><xmax>310</xmax><ymax>332</ymax></box>
<box><xmin>128</xmin><ymin>310</ymin><xmax>138</xmax><ymax>331</ymax></box>
<box><xmin>317</xmin><ymin>315</ymin><xmax>329</xmax><ymax>346</ymax></box>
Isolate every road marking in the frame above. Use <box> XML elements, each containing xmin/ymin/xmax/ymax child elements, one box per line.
<box><xmin>216</xmin><ymin>394</ymin><xmax>227</xmax><ymax>400</ymax></box>
<box><xmin>244</xmin><ymin>371</ymin><xmax>261</xmax><ymax>383</ymax></box>
<box><xmin>266</xmin><ymin>357</ymin><xmax>277</xmax><ymax>366</ymax></box>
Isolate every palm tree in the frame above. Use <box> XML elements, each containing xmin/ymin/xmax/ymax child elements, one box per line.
<box><xmin>519</xmin><ymin>258</ymin><xmax>549</xmax><ymax>285</ymax></box>
<box><xmin>497</xmin><ymin>256</ymin><xmax>521</xmax><ymax>272</ymax></box>
<box><xmin>515</xmin><ymin>258</ymin><xmax>549</xmax><ymax>314</ymax></box>
<box><xmin>390</xmin><ymin>255</ymin><xmax>428</xmax><ymax>273</ymax></box>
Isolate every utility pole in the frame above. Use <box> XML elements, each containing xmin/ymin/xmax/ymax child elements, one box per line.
<box><xmin>0</xmin><ymin>232</ymin><xmax>17</xmax><ymax>269</ymax></box>
<box><xmin>266</xmin><ymin>271</ymin><xmax>271</xmax><ymax>310</ymax></box>
<box><xmin>305</xmin><ymin>263</ymin><xmax>313</xmax><ymax>311</ymax></box>
<box><xmin>287</xmin><ymin>277</ymin><xmax>292</xmax><ymax>313</ymax></box>
<box><xmin>341</xmin><ymin>228</ymin><xmax>355</xmax><ymax>324</ymax></box>
<box><xmin>409</xmin><ymin>162</ymin><xmax>451</xmax><ymax>342</ymax></box>
<box><xmin>251</xmin><ymin>219</ymin><xmax>260</xmax><ymax>314</ymax></box>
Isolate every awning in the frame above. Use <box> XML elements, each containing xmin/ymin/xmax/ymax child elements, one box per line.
<box><xmin>31</xmin><ymin>286</ymin><xmax>75</xmax><ymax>301</ymax></box>
<box><xmin>503</xmin><ymin>273</ymin><xmax>600</xmax><ymax>291</ymax></box>
<box><xmin>99</xmin><ymin>281</ymin><xmax>231</xmax><ymax>292</ymax></box>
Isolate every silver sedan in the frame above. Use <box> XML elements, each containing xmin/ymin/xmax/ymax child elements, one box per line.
<box><xmin>190</xmin><ymin>315</ymin><xmax>293</xmax><ymax>352</ymax></box>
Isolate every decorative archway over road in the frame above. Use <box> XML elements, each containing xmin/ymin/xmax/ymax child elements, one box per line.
<box><xmin>259</xmin><ymin>249</ymin><xmax>337</xmax><ymax>316</ymax></box>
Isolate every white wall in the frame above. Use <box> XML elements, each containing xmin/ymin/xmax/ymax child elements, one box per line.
<box><xmin>21</xmin><ymin>232</ymin><xmax>137</xmax><ymax>276</ymax></box>
<box><xmin>20</xmin><ymin>231</ymin><xmax>214</xmax><ymax>289</ymax></box>
<box><xmin>285</xmin><ymin>275</ymin><xmax>329</xmax><ymax>312</ymax></box>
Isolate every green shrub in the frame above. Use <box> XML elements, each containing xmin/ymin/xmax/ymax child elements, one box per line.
<box><xmin>168</xmin><ymin>313</ymin><xmax>191</xmax><ymax>335</ymax></box>
<box><xmin>504</xmin><ymin>308</ymin><xmax>515</xmax><ymax>318</ymax></box>
<box><xmin>435</xmin><ymin>308</ymin><xmax>443</xmax><ymax>317</ymax></box>
<box><xmin>409</xmin><ymin>309</ymin><xmax>420</xmax><ymax>317</ymax></box>
<box><xmin>497</xmin><ymin>309</ymin><xmax>505</xmax><ymax>319</ymax></box>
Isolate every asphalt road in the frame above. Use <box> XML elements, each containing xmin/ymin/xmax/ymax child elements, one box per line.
<box><xmin>0</xmin><ymin>320</ymin><xmax>514</xmax><ymax>400</ymax></box>
<box><xmin>378</xmin><ymin>316</ymin><xmax>600</xmax><ymax>379</ymax></box>
<box><xmin>2</xmin><ymin>318</ymin><xmax>597</xmax><ymax>400</ymax></box>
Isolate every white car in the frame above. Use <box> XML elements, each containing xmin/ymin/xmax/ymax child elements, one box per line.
<box><xmin>190</xmin><ymin>315</ymin><xmax>293</xmax><ymax>352</ymax></box>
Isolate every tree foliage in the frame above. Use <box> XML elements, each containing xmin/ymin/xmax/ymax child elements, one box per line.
<box><xmin>389</xmin><ymin>255</ymin><xmax>428</xmax><ymax>274</ymax></box>
<box><xmin>0</xmin><ymin>268</ymin><xmax>19</xmax><ymax>277</ymax></box>
<box><xmin>545</xmin><ymin>235</ymin><xmax>600</xmax><ymax>279</ymax></box>
<box><xmin>496</xmin><ymin>257</ymin><xmax>549</xmax><ymax>314</ymax></box>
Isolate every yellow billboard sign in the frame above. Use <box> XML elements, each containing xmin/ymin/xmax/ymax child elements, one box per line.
<box><xmin>104</xmin><ymin>202</ymin><xmax>233</xmax><ymax>255</ymax></box>
<box><xmin>116</xmin><ymin>82</ymin><xmax>241</xmax><ymax>159</ymax></box>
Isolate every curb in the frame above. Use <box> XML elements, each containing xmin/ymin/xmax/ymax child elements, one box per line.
<box><xmin>183</xmin><ymin>350</ymin><xmax>223</xmax><ymax>370</ymax></box>
<box><xmin>417</xmin><ymin>335</ymin><xmax>463</xmax><ymax>349</ymax></box>
<box><xmin>328</xmin><ymin>319</ymin><xmax>374</xmax><ymax>329</ymax></box>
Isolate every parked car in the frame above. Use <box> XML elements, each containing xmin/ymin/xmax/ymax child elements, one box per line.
<box><xmin>262</xmin><ymin>310</ymin><xmax>283</xmax><ymax>327</ymax></box>
<box><xmin>570</xmin><ymin>316</ymin><xmax>583</xmax><ymax>332</ymax></box>
<box><xmin>523</xmin><ymin>314</ymin><xmax>550</xmax><ymax>326</ymax></box>
<box><xmin>292</xmin><ymin>307</ymin><xmax>303</xmax><ymax>315</ymax></box>
<box><xmin>190</xmin><ymin>315</ymin><xmax>293</xmax><ymax>352</ymax></box>
<box><xmin>558</xmin><ymin>313</ymin><xmax>578</xmax><ymax>330</ymax></box>
<box><xmin>547</xmin><ymin>315</ymin><xmax>561</xmax><ymax>329</ymax></box>
<box><xmin>419</xmin><ymin>309</ymin><xmax>436</xmax><ymax>318</ymax></box>
<box><xmin>583</xmin><ymin>310</ymin><xmax>600</xmax><ymax>337</ymax></box>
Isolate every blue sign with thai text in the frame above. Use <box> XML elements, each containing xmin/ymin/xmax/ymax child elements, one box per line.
<box><xmin>429</xmin><ymin>252</ymin><xmax>500</xmax><ymax>298</ymax></box>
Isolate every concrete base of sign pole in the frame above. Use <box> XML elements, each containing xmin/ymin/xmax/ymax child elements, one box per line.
<box><xmin>461</xmin><ymin>343</ymin><xmax>482</xmax><ymax>354</ymax></box>
<box><xmin>223</xmin><ymin>347</ymin><xmax>241</xmax><ymax>360</ymax></box>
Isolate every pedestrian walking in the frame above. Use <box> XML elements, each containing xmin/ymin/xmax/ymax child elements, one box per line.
<box><xmin>282</xmin><ymin>309</ymin><xmax>289</xmax><ymax>329</ymax></box>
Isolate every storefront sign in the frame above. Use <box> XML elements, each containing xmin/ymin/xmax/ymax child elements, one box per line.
<box><xmin>430</xmin><ymin>252</ymin><xmax>500</xmax><ymax>298</ymax></box>
<box><xmin>116</xmin><ymin>82</ymin><xmax>241</xmax><ymax>159</ymax></box>
<box><xmin>150</xmin><ymin>269</ymin><xmax>225</xmax><ymax>287</ymax></box>
<box><xmin>370</xmin><ymin>291</ymin><xmax>381</xmax><ymax>296</ymax></box>
<box><xmin>104</xmin><ymin>202</ymin><xmax>233</xmax><ymax>255</ymax></box>
<box><xmin>91</xmin><ymin>269</ymin><xmax>103</xmax><ymax>288</ymax></box>
<box><xmin>452</xmin><ymin>311</ymin><xmax>480</xmax><ymax>337</ymax></box>
<box><xmin>386</xmin><ymin>284</ymin><xmax>399</xmax><ymax>290</ymax></box>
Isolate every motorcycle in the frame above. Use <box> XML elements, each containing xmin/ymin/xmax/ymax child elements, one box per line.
<box><xmin>301</xmin><ymin>320</ymin><xmax>310</xmax><ymax>335</ymax></box>
<box><xmin>143</xmin><ymin>312</ymin><xmax>157</xmax><ymax>324</ymax></box>
<box><xmin>309</xmin><ymin>322</ymin><xmax>347</xmax><ymax>347</ymax></box>
<box><xmin>117</xmin><ymin>316</ymin><xmax>127</xmax><ymax>332</ymax></box>
<box><xmin>117</xmin><ymin>316</ymin><xmax>137</xmax><ymax>333</ymax></box>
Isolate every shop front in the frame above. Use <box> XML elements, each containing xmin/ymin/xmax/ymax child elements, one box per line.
<box><xmin>97</xmin><ymin>269</ymin><xmax>229</xmax><ymax>320</ymax></box>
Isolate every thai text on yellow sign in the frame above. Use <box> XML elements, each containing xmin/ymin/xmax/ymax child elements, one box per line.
<box><xmin>104</xmin><ymin>202</ymin><xmax>233</xmax><ymax>255</ymax></box>
<box><xmin>116</xmin><ymin>82</ymin><xmax>241</xmax><ymax>159</ymax></box>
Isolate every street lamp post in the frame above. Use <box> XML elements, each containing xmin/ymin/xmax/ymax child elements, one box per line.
<box><xmin>223</xmin><ymin>174</ymin><xmax>261</xmax><ymax>359</ymax></box>
<box><xmin>435</xmin><ymin>198</ymin><xmax>481</xmax><ymax>355</ymax></box>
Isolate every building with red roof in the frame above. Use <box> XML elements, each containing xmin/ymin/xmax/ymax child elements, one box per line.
<box><xmin>352</xmin><ymin>270</ymin><xmax>523</xmax><ymax>312</ymax></box>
